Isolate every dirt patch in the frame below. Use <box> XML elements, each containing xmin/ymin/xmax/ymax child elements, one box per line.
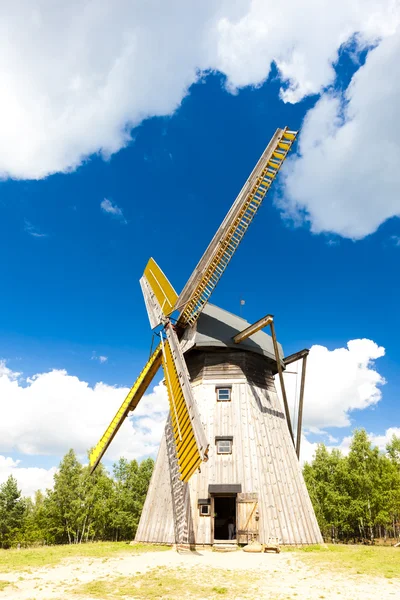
<box><xmin>0</xmin><ymin>548</ymin><xmax>398</xmax><ymax>599</ymax></box>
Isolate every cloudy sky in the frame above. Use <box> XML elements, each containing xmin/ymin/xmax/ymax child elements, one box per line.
<box><xmin>1</xmin><ymin>0</ymin><xmax>400</xmax><ymax>495</ymax></box>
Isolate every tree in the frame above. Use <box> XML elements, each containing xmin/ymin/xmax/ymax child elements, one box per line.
<box><xmin>0</xmin><ymin>450</ymin><xmax>154</xmax><ymax>547</ymax></box>
<box><xmin>109</xmin><ymin>456</ymin><xmax>154</xmax><ymax>541</ymax></box>
<box><xmin>79</xmin><ymin>461</ymin><xmax>114</xmax><ymax>543</ymax></box>
<box><xmin>0</xmin><ymin>476</ymin><xmax>26</xmax><ymax>548</ymax></box>
<box><xmin>304</xmin><ymin>429</ymin><xmax>400</xmax><ymax>543</ymax></box>
<box><xmin>387</xmin><ymin>435</ymin><xmax>400</xmax><ymax>467</ymax></box>
<box><xmin>45</xmin><ymin>449</ymin><xmax>84</xmax><ymax>544</ymax></box>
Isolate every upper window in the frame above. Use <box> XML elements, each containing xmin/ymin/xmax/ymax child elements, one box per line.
<box><xmin>216</xmin><ymin>387</ymin><xmax>231</xmax><ymax>402</ymax></box>
<box><xmin>216</xmin><ymin>439</ymin><xmax>233</xmax><ymax>454</ymax></box>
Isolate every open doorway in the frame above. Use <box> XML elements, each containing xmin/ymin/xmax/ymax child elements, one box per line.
<box><xmin>213</xmin><ymin>496</ymin><xmax>236</xmax><ymax>540</ymax></box>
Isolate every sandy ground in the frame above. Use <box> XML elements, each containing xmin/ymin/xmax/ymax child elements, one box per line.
<box><xmin>0</xmin><ymin>548</ymin><xmax>399</xmax><ymax>600</ymax></box>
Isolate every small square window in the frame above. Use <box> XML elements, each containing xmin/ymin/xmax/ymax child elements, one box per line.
<box><xmin>216</xmin><ymin>439</ymin><xmax>233</xmax><ymax>454</ymax></box>
<box><xmin>199</xmin><ymin>504</ymin><xmax>211</xmax><ymax>516</ymax></box>
<box><xmin>216</xmin><ymin>387</ymin><xmax>231</xmax><ymax>402</ymax></box>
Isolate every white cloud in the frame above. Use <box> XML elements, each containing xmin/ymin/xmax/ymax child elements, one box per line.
<box><xmin>278</xmin><ymin>338</ymin><xmax>385</xmax><ymax>431</ymax></box>
<box><xmin>100</xmin><ymin>199</ymin><xmax>126</xmax><ymax>223</ymax></box>
<box><xmin>369</xmin><ymin>427</ymin><xmax>400</xmax><ymax>450</ymax></box>
<box><xmin>0</xmin><ymin>1</ymin><xmax>397</xmax><ymax>179</ymax></box>
<box><xmin>24</xmin><ymin>220</ymin><xmax>48</xmax><ymax>238</ymax></box>
<box><xmin>91</xmin><ymin>353</ymin><xmax>108</xmax><ymax>363</ymax></box>
<box><xmin>0</xmin><ymin>362</ymin><xmax>169</xmax><ymax>462</ymax></box>
<box><xmin>0</xmin><ymin>455</ymin><xmax>57</xmax><ymax>498</ymax></box>
<box><xmin>283</xmin><ymin>27</ymin><xmax>400</xmax><ymax>239</ymax></box>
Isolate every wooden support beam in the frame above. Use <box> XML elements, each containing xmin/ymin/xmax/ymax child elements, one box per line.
<box><xmin>284</xmin><ymin>348</ymin><xmax>309</xmax><ymax>366</ymax></box>
<box><xmin>269</xmin><ymin>320</ymin><xmax>294</xmax><ymax>445</ymax></box>
<box><xmin>234</xmin><ymin>312</ymin><xmax>299</xmax><ymax>450</ymax></box>
<box><xmin>233</xmin><ymin>314</ymin><xmax>274</xmax><ymax>344</ymax></box>
<box><xmin>296</xmin><ymin>354</ymin><xmax>308</xmax><ymax>460</ymax></box>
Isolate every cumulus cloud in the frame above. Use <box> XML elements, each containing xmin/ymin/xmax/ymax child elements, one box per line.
<box><xmin>0</xmin><ymin>0</ymin><xmax>397</xmax><ymax>179</ymax></box>
<box><xmin>0</xmin><ymin>455</ymin><xmax>57</xmax><ymax>498</ymax></box>
<box><xmin>100</xmin><ymin>199</ymin><xmax>126</xmax><ymax>223</ymax></box>
<box><xmin>283</xmin><ymin>27</ymin><xmax>400</xmax><ymax>239</ymax></box>
<box><xmin>0</xmin><ymin>362</ymin><xmax>168</xmax><ymax>461</ymax></box>
<box><xmin>278</xmin><ymin>338</ymin><xmax>385</xmax><ymax>431</ymax></box>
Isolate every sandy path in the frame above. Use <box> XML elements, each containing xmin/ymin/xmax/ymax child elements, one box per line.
<box><xmin>0</xmin><ymin>548</ymin><xmax>399</xmax><ymax>599</ymax></box>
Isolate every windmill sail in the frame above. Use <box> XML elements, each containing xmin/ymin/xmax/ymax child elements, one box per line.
<box><xmin>89</xmin><ymin>343</ymin><xmax>162</xmax><ymax>473</ymax></box>
<box><xmin>140</xmin><ymin>258</ymin><xmax>178</xmax><ymax>329</ymax></box>
<box><xmin>161</xmin><ymin>324</ymin><xmax>209</xmax><ymax>482</ymax></box>
<box><xmin>176</xmin><ymin>128</ymin><xmax>297</xmax><ymax>327</ymax></box>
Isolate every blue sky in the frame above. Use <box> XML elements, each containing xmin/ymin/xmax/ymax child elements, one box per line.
<box><xmin>0</xmin><ymin>1</ymin><xmax>399</xmax><ymax>495</ymax></box>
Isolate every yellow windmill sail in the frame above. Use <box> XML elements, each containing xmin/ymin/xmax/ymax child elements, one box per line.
<box><xmin>140</xmin><ymin>258</ymin><xmax>178</xmax><ymax>329</ymax></box>
<box><xmin>161</xmin><ymin>325</ymin><xmax>208</xmax><ymax>482</ymax></box>
<box><xmin>89</xmin><ymin>343</ymin><xmax>162</xmax><ymax>473</ymax></box>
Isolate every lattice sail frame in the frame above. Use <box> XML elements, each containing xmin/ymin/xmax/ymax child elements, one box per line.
<box><xmin>176</xmin><ymin>128</ymin><xmax>297</xmax><ymax>327</ymax></box>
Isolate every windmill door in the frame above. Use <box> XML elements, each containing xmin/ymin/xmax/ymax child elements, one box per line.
<box><xmin>236</xmin><ymin>493</ymin><xmax>259</xmax><ymax>544</ymax></box>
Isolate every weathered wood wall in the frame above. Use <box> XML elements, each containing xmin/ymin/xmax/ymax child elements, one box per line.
<box><xmin>135</xmin><ymin>349</ymin><xmax>323</xmax><ymax>545</ymax></box>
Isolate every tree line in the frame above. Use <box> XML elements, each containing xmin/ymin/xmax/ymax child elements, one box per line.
<box><xmin>1</xmin><ymin>430</ymin><xmax>399</xmax><ymax>548</ymax></box>
<box><xmin>304</xmin><ymin>429</ymin><xmax>400</xmax><ymax>543</ymax></box>
<box><xmin>0</xmin><ymin>450</ymin><xmax>153</xmax><ymax>549</ymax></box>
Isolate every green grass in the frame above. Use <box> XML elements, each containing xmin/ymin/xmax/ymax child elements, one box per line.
<box><xmin>0</xmin><ymin>542</ymin><xmax>170</xmax><ymax>573</ymax></box>
<box><xmin>0</xmin><ymin>580</ymin><xmax>12</xmax><ymax>592</ymax></box>
<box><xmin>74</xmin><ymin>566</ymin><xmax>261</xmax><ymax>599</ymax></box>
<box><xmin>289</xmin><ymin>544</ymin><xmax>400</xmax><ymax>579</ymax></box>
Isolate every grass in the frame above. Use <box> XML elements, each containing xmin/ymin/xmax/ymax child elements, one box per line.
<box><xmin>74</xmin><ymin>566</ymin><xmax>261</xmax><ymax>599</ymax></box>
<box><xmin>0</xmin><ymin>580</ymin><xmax>12</xmax><ymax>592</ymax></box>
<box><xmin>288</xmin><ymin>544</ymin><xmax>400</xmax><ymax>579</ymax></box>
<box><xmin>0</xmin><ymin>542</ymin><xmax>170</xmax><ymax>573</ymax></box>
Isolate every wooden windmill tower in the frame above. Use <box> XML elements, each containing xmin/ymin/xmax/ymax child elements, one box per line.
<box><xmin>90</xmin><ymin>128</ymin><xmax>323</xmax><ymax>546</ymax></box>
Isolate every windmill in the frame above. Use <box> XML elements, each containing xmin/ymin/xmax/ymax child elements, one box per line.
<box><xmin>89</xmin><ymin>128</ymin><xmax>323</xmax><ymax>546</ymax></box>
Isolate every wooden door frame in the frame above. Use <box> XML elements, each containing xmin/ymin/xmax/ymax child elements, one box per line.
<box><xmin>210</xmin><ymin>494</ymin><xmax>238</xmax><ymax>543</ymax></box>
<box><xmin>210</xmin><ymin>496</ymin><xmax>215</xmax><ymax>543</ymax></box>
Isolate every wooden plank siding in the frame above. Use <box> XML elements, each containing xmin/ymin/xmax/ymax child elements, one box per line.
<box><xmin>135</xmin><ymin>350</ymin><xmax>323</xmax><ymax>545</ymax></box>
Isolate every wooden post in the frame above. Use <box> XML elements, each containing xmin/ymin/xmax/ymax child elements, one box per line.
<box><xmin>296</xmin><ymin>354</ymin><xmax>308</xmax><ymax>459</ymax></box>
<box><xmin>269</xmin><ymin>319</ymin><xmax>294</xmax><ymax>445</ymax></box>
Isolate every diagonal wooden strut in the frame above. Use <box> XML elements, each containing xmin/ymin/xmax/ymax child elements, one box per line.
<box><xmin>176</xmin><ymin>128</ymin><xmax>298</xmax><ymax>327</ymax></box>
<box><xmin>232</xmin><ymin>310</ymin><xmax>295</xmax><ymax>445</ymax></box>
<box><xmin>89</xmin><ymin>343</ymin><xmax>162</xmax><ymax>473</ymax></box>
<box><xmin>295</xmin><ymin>353</ymin><xmax>308</xmax><ymax>459</ymax></box>
<box><xmin>233</xmin><ymin>314</ymin><xmax>274</xmax><ymax>344</ymax></box>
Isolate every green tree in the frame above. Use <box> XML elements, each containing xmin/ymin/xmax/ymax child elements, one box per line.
<box><xmin>0</xmin><ymin>451</ymin><xmax>154</xmax><ymax>548</ymax></box>
<box><xmin>110</xmin><ymin>457</ymin><xmax>154</xmax><ymax>541</ymax></box>
<box><xmin>0</xmin><ymin>475</ymin><xmax>26</xmax><ymax>548</ymax></box>
<box><xmin>79</xmin><ymin>462</ymin><xmax>114</xmax><ymax>542</ymax></box>
<box><xmin>387</xmin><ymin>434</ymin><xmax>400</xmax><ymax>467</ymax></box>
<box><xmin>304</xmin><ymin>429</ymin><xmax>400</xmax><ymax>543</ymax></box>
<box><xmin>45</xmin><ymin>449</ymin><xmax>84</xmax><ymax>543</ymax></box>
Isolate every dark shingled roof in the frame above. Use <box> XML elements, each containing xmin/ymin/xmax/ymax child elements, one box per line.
<box><xmin>182</xmin><ymin>303</ymin><xmax>284</xmax><ymax>365</ymax></box>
